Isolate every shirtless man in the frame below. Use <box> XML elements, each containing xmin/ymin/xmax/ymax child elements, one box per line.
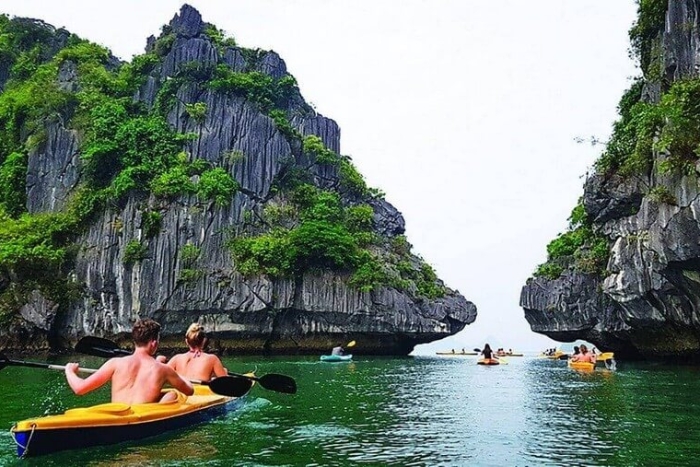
<box><xmin>167</xmin><ymin>323</ymin><xmax>228</xmax><ymax>381</ymax></box>
<box><xmin>64</xmin><ymin>318</ymin><xmax>194</xmax><ymax>404</ymax></box>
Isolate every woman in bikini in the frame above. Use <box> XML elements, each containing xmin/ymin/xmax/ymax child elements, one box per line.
<box><xmin>166</xmin><ymin>323</ymin><xmax>228</xmax><ymax>381</ymax></box>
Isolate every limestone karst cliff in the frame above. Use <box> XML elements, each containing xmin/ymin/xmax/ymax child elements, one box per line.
<box><xmin>0</xmin><ymin>5</ymin><xmax>476</xmax><ymax>354</ymax></box>
<box><xmin>520</xmin><ymin>0</ymin><xmax>700</xmax><ymax>360</ymax></box>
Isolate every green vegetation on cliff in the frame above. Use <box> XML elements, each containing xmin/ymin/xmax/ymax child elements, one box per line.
<box><xmin>534</xmin><ymin>201</ymin><xmax>609</xmax><ymax>280</ymax></box>
<box><xmin>533</xmin><ymin>0</ymin><xmax>700</xmax><ymax>281</ymax></box>
<box><xmin>0</xmin><ymin>13</ymin><xmax>446</xmax><ymax>321</ymax></box>
<box><xmin>628</xmin><ymin>0</ymin><xmax>668</xmax><ymax>76</ymax></box>
<box><xmin>596</xmin><ymin>77</ymin><xmax>700</xmax><ymax>178</ymax></box>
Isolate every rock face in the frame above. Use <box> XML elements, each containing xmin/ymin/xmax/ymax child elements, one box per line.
<box><xmin>1</xmin><ymin>5</ymin><xmax>476</xmax><ymax>354</ymax></box>
<box><xmin>521</xmin><ymin>0</ymin><xmax>700</xmax><ymax>360</ymax></box>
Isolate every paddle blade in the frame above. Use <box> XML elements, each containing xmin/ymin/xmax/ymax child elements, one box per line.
<box><xmin>0</xmin><ymin>353</ymin><xmax>8</xmax><ymax>371</ymax></box>
<box><xmin>473</xmin><ymin>348</ymin><xmax>481</xmax><ymax>352</ymax></box>
<box><xmin>598</xmin><ymin>352</ymin><xmax>614</xmax><ymax>361</ymax></box>
<box><xmin>346</xmin><ymin>340</ymin><xmax>356</xmax><ymax>348</ymax></box>
<box><xmin>76</xmin><ymin>336</ymin><xmax>130</xmax><ymax>358</ymax></box>
<box><xmin>259</xmin><ymin>373</ymin><xmax>297</xmax><ymax>394</ymax></box>
<box><xmin>207</xmin><ymin>376</ymin><xmax>254</xmax><ymax>397</ymax></box>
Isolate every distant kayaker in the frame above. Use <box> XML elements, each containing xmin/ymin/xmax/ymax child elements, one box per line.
<box><xmin>167</xmin><ymin>323</ymin><xmax>228</xmax><ymax>381</ymax></box>
<box><xmin>331</xmin><ymin>344</ymin><xmax>345</xmax><ymax>356</ymax></box>
<box><xmin>481</xmin><ymin>343</ymin><xmax>496</xmax><ymax>360</ymax></box>
<box><xmin>572</xmin><ymin>346</ymin><xmax>580</xmax><ymax>356</ymax></box>
<box><xmin>571</xmin><ymin>344</ymin><xmax>596</xmax><ymax>364</ymax></box>
<box><xmin>64</xmin><ymin>318</ymin><xmax>194</xmax><ymax>404</ymax></box>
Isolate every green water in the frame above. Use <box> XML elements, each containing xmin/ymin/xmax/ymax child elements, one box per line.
<box><xmin>0</xmin><ymin>354</ymin><xmax>699</xmax><ymax>466</ymax></box>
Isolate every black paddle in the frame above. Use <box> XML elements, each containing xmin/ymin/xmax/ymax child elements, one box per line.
<box><xmin>0</xmin><ymin>352</ymin><xmax>252</xmax><ymax>397</ymax></box>
<box><xmin>76</xmin><ymin>336</ymin><xmax>297</xmax><ymax>395</ymax></box>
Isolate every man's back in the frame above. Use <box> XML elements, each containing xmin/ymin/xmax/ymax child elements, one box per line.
<box><xmin>110</xmin><ymin>354</ymin><xmax>176</xmax><ymax>404</ymax></box>
<box><xmin>168</xmin><ymin>352</ymin><xmax>227</xmax><ymax>381</ymax></box>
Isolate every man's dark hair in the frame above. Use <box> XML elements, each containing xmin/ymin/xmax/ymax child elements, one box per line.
<box><xmin>132</xmin><ymin>318</ymin><xmax>161</xmax><ymax>346</ymax></box>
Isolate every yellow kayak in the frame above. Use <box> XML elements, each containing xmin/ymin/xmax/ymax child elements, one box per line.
<box><xmin>568</xmin><ymin>360</ymin><xmax>595</xmax><ymax>371</ymax></box>
<box><xmin>11</xmin><ymin>384</ymin><xmax>250</xmax><ymax>458</ymax></box>
<box><xmin>436</xmin><ymin>351</ymin><xmax>478</xmax><ymax>356</ymax></box>
<box><xmin>540</xmin><ymin>351</ymin><xmax>568</xmax><ymax>360</ymax></box>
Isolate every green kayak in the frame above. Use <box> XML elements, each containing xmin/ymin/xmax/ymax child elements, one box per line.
<box><xmin>320</xmin><ymin>354</ymin><xmax>353</xmax><ymax>362</ymax></box>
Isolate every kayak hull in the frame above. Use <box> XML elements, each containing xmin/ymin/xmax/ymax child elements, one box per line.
<box><xmin>477</xmin><ymin>359</ymin><xmax>500</xmax><ymax>365</ymax></box>
<box><xmin>320</xmin><ymin>354</ymin><xmax>353</xmax><ymax>362</ymax></box>
<box><xmin>10</xmin><ymin>385</ymin><xmax>248</xmax><ymax>458</ymax></box>
<box><xmin>568</xmin><ymin>360</ymin><xmax>595</xmax><ymax>371</ymax></box>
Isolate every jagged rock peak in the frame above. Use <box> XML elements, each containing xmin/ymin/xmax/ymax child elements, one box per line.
<box><xmin>170</xmin><ymin>4</ymin><xmax>204</xmax><ymax>38</ymax></box>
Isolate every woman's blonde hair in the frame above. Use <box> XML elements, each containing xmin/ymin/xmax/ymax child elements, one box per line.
<box><xmin>185</xmin><ymin>323</ymin><xmax>207</xmax><ymax>348</ymax></box>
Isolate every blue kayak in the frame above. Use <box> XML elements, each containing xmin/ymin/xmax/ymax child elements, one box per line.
<box><xmin>320</xmin><ymin>354</ymin><xmax>353</xmax><ymax>362</ymax></box>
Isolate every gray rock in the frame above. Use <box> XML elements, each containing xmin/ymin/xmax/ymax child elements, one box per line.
<box><xmin>583</xmin><ymin>172</ymin><xmax>645</xmax><ymax>225</ymax></box>
<box><xmin>26</xmin><ymin>124</ymin><xmax>81</xmax><ymax>213</ymax></box>
<box><xmin>19</xmin><ymin>290</ymin><xmax>58</xmax><ymax>331</ymax></box>
<box><xmin>170</xmin><ymin>4</ymin><xmax>204</xmax><ymax>38</ymax></box>
<box><xmin>8</xmin><ymin>5</ymin><xmax>476</xmax><ymax>355</ymax></box>
<box><xmin>521</xmin><ymin>1</ymin><xmax>700</xmax><ymax>360</ymax></box>
<box><xmin>258</xmin><ymin>51</ymin><xmax>288</xmax><ymax>79</ymax></box>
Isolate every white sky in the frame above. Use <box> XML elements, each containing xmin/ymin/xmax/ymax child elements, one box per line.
<box><xmin>2</xmin><ymin>1</ymin><xmax>639</xmax><ymax>352</ymax></box>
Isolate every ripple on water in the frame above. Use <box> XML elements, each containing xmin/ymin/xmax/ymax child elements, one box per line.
<box><xmin>4</xmin><ymin>356</ymin><xmax>700</xmax><ymax>465</ymax></box>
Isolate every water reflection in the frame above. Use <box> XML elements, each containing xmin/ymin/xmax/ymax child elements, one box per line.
<box><xmin>522</xmin><ymin>359</ymin><xmax>623</xmax><ymax>465</ymax></box>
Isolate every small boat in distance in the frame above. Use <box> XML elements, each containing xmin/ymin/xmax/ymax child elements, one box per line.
<box><xmin>495</xmin><ymin>350</ymin><xmax>523</xmax><ymax>357</ymax></box>
<box><xmin>436</xmin><ymin>350</ymin><xmax>478</xmax><ymax>356</ymax></box>
<box><xmin>320</xmin><ymin>354</ymin><xmax>353</xmax><ymax>362</ymax></box>
<box><xmin>539</xmin><ymin>349</ymin><xmax>569</xmax><ymax>360</ymax></box>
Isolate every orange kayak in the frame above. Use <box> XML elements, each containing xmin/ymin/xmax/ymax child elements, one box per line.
<box><xmin>477</xmin><ymin>358</ymin><xmax>500</xmax><ymax>365</ymax></box>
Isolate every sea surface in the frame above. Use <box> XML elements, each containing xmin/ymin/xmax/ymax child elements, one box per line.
<box><xmin>0</xmin><ymin>353</ymin><xmax>699</xmax><ymax>466</ymax></box>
